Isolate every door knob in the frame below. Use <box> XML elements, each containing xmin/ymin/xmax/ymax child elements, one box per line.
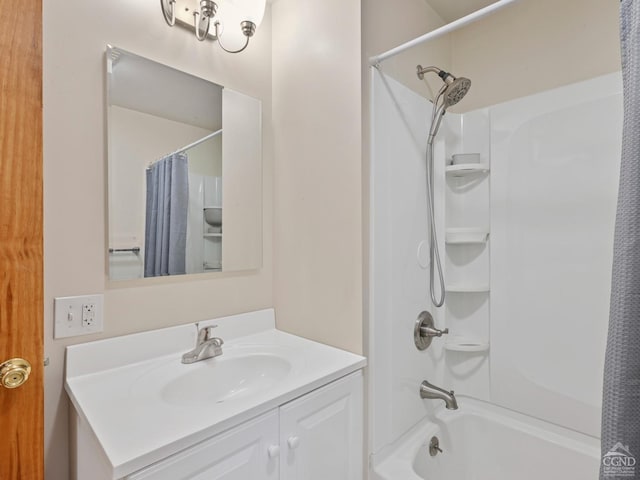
<box><xmin>0</xmin><ymin>358</ymin><xmax>32</xmax><ymax>389</ymax></box>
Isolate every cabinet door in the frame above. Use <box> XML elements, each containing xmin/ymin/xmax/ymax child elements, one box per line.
<box><xmin>126</xmin><ymin>410</ymin><xmax>279</xmax><ymax>480</ymax></box>
<box><xmin>279</xmin><ymin>372</ymin><xmax>363</xmax><ymax>480</ymax></box>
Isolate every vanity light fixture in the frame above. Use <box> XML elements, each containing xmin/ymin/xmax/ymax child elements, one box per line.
<box><xmin>160</xmin><ymin>0</ymin><xmax>265</xmax><ymax>53</ymax></box>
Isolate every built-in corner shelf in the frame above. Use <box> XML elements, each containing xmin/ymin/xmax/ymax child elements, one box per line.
<box><xmin>203</xmin><ymin>206</ymin><xmax>222</xmax><ymax>243</ymax></box>
<box><xmin>444</xmin><ymin>337</ymin><xmax>490</xmax><ymax>353</ymax></box>
<box><xmin>445</xmin><ymin>164</ymin><xmax>490</xmax><ymax>177</ymax></box>
<box><xmin>445</xmin><ymin>284</ymin><xmax>490</xmax><ymax>293</ymax></box>
<box><xmin>445</xmin><ymin>228</ymin><xmax>489</xmax><ymax>245</ymax></box>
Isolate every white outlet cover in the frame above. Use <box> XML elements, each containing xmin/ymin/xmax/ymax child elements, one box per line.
<box><xmin>54</xmin><ymin>294</ymin><xmax>104</xmax><ymax>339</ymax></box>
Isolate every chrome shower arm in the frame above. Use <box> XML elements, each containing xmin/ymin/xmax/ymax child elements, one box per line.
<box><xmin>417</xmin><ymin>65</ymin><xmax>444</xmax><ymax>80</ymax></box>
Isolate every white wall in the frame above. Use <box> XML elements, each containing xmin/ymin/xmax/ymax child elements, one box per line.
<box><xmin>43</xmin><ymin>3</ymin><xmax>273</xmax><ymax>479</ymax></box>
<box><xmin>362</xmin><ymin>0</ymin><xmax>452</xmax><ymax>99</ymax></box>
<box><xmin>272</xmin><ymin>0</ymin><xmax>363</xmax><ymax>353</ymax></box>
<box><xmin>188</xmin><ymin>134</ymin><xmax>222</xmax><ymax>177</ymax></box>
<box><xmin>490</xmin><ymin>73</ymin><xmax>622</xmax><ymax>437</ymax></box>
<box><xmin>450</xmin><ymin>0</ymin><xmax>621</xmax><ymax>112</ymax></box>
<box><xmin>221</xmin><ymin>88</ymin><xmax>262</xmax><ymax>272</ymax></box>
<box><xmin>369</xmin><ymin>70</ymin><xmax>448</xmax><ymax>459</ymax></box>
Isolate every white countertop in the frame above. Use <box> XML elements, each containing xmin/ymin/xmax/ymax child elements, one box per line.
<box><xmin>65</xmin><ymin>309</ymin><xmax>366</xmax><ymax>479</ymax></box>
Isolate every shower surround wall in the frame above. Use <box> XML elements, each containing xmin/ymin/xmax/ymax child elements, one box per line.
<box><xmin>369</xmin><ymin>69</ymin><xmax>491</xmax><ymax>461</ymax></box>
<box><xmin>370</xmin><ymin>70</ymin><xmax>447</xmax><ymax>458</ymax></box>
<box><xmin>369</xmin><ymin>69</ymin><xmax>622</xmax><ymax>467</ymax></box>
<box><xmin>490</xmin><ymin>73</ymin><xmax>621</xmax><ymax>437</ymax></box>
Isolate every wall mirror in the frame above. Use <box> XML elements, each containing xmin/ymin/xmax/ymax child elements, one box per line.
<box><xmin>106</xmin><ymin>46</ymin><xmax>262</xmax><ymax>281</ymax></box>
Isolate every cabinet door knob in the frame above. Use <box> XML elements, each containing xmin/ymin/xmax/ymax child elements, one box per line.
<box><xmin>287</xmin><ymin>436</ymin><xmax>300</xmax><ymax>450</ymax></box>
<box><xmin>267</xmin><ymin>445</ymin><xmax>280</xmax><ymax>458</ymax></box>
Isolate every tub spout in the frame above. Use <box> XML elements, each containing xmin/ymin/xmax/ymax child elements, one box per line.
<box><xmin>420</xmin><ymin>380</ymin><xmax>458</xmax><ymax>410</ymax></box>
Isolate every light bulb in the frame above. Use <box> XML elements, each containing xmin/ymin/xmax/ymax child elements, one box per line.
<box><xmin>238</xmin><ymin>0</ymin><xmax>265</xmax><ymax>26</ymax></box>
<box><xmin>216</xmin><ymin>0</ymin><xmax>265</xmax><ymax>51</ymax></box>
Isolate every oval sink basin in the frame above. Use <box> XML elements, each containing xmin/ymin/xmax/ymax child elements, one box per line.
<box><xmin>131</xmin><ymin>352</ymin><xmax>292</xmax><ymax>407</ymax></box>
<box><xmin>164</xmin><ymin>354</ymin><xmax>291</xmax><ymax>406</ymax></box>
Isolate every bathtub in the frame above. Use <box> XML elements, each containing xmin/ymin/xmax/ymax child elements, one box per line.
<box><xmin>372</xmin><ymin>398</ymin><xmax>600</xmax><ymax>480</ymax></box>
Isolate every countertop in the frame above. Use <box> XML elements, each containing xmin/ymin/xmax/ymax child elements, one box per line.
<box><xmin>65</xmin><ymin>309</ymin><xmax>366</xmax><ymax>479</ymax></box>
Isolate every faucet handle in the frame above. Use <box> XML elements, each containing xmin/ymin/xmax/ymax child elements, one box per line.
<box><xmin>415</xmin><ymin>311</ymin><xmax>449</xmax><ymax>350</ymax></box>
<box><xmin>198</xmin><ymin>324</ymin><xmax>219</xmax><ymax>341</ymax></box>
<box><xmin>204</xmin><ymin>326</ymin><xmax>224</xmax><ymax>347</ymax></box>
<box><xmin>420</xmin><ymin>326</ymin><xmax>449</xmax><ymax>338</ymax></box>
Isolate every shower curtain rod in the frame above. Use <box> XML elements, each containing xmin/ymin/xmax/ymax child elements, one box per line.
<box><xmin>149</xmin><ymin>128</ymin><xmax>223</xmax><ymax>168</ymax></box>
<box><xmin>369</xmin><ymin>0</ymin><xmax>522</xmax><ymax>66</ymax></box>
<box><xmin>169</xmin><ymin>128</ymin><xmax>223</xmax><ymax>158</ymax></box>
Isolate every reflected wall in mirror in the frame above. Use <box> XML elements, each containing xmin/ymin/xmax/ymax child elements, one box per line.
<box><xmin>107</xmin><ymin>46</ymin><xmax>262</xmax><ymax>281</ymax></box>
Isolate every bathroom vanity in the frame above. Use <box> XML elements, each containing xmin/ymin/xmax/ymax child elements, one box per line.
<box><xmin>65</xmin><ymin>309</ymin><xmax>366</xmax><ymax>480</ymax></box>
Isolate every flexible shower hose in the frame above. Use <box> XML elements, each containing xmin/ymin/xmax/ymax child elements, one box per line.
<box><xmin>425</xmin><ymin>109</ymin><xmax>446</xmax><ymax>307</ymax></box>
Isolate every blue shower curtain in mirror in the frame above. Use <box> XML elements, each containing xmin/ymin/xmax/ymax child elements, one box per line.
<box><xmin>601</xmin><ymin>2</ymin><xmax>640</xmax><ymax>478</ymax></box>
<box><xmin>144</xmin><ymin>153</ymin><xmax>189</xmax><ymax>277</ymax></box>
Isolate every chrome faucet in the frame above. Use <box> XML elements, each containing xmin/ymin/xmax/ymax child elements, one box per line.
<box><xmin>182</xmin><ymin>325</ymin><xmax>224</xmax><ymax>364</ymax></box>
<box><xmin>420</xmin><ymin>380</ymin><xmax>458</xmax><ymax>410</ymax></box>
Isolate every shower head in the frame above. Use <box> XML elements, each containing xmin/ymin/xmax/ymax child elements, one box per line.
<box><xmin>416</xmin><ymin>65</ymin><xmax>471</xmax><ymax>108</ymax></box>
<box><xmin>443</xmin><ymin>77</ymin><xmax>471</xmax><ymax>107</ymax></box>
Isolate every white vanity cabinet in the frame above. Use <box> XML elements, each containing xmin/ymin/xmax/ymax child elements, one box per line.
<box><xmin>126</xmin><ymin>411</ymin><xmax>279</xmax><ymax>480</ymax></box>
<box><xmin>122</xmin><ymin>372</ymin><xmax>362</xmax><ymax>480</ymax></box>
<box><xmin>280</xmin><ymin>372</ymin><xmax>363</xmax><ymax>480</ymax></box>
<box><xmin>66</xmin><ymin>310</ymin><xmax>367</xmax><ymax>480</ymax></box>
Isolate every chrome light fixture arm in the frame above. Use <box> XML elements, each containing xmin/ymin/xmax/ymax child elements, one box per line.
<box><xmin>161</xmin><ymin>0</ymin><xmax>176</xmax><ymax>26</ymax></box>
<box><xmin>194</xmin><ymin>0</ymin><xmax>218</xmax><ymax>41</ymax></box>
<box><xmin>160</xmin><ymin>0</ymin><xmax>258</xmax><ymax>54</ymax></box>
<box><xmin>194</xmin><ymin>13</ymin><xmax>212</xmax><ymax>41</ymax></box>
<box><xmin>214</xmin><ymin>20</ymin><xmax>255</xmax><ymax>54</ymax></box>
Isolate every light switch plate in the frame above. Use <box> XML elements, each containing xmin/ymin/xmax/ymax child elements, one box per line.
<box><xmin>54</xmin><ymin>294</ymin><xmax>104</xmax><ymax>339</ymax></box>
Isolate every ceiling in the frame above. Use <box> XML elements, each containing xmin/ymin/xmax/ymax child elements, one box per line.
<box><xmin>108</xmin><ymin>47</ymin><xmax>223</xmax><ymax>132</ymax></box>
<box><xmin>424</xmin><ymin>0</ymin><xmax>498</xmax><ymax>23</ymax></box>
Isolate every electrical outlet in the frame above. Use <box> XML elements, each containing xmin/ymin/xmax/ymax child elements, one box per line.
<box><xmin>82</xmin><ymin>304</ymin><xmax>96</xmax><ymax>327</ymax></box>
<box><xmin>54</xmin><ymin>294</ymin><xmax>104</xmax><ymax>338</ymax></box>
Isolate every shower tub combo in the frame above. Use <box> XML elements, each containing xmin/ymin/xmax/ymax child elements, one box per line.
<box><xmin>369</xmin><ymin>2</ymin><xmax>619</xmax><ymax>479</ymax></box>
<box><xmin>369</xmin><ymin>60</ymin><xmax>619</xmax><ymax>480</ymax></box>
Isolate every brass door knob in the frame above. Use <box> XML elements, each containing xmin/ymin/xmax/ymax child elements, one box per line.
<box><xmin>0</xmin><ymin>358</ymin><xmax>32</xmax><ymax>389</ymax></box>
